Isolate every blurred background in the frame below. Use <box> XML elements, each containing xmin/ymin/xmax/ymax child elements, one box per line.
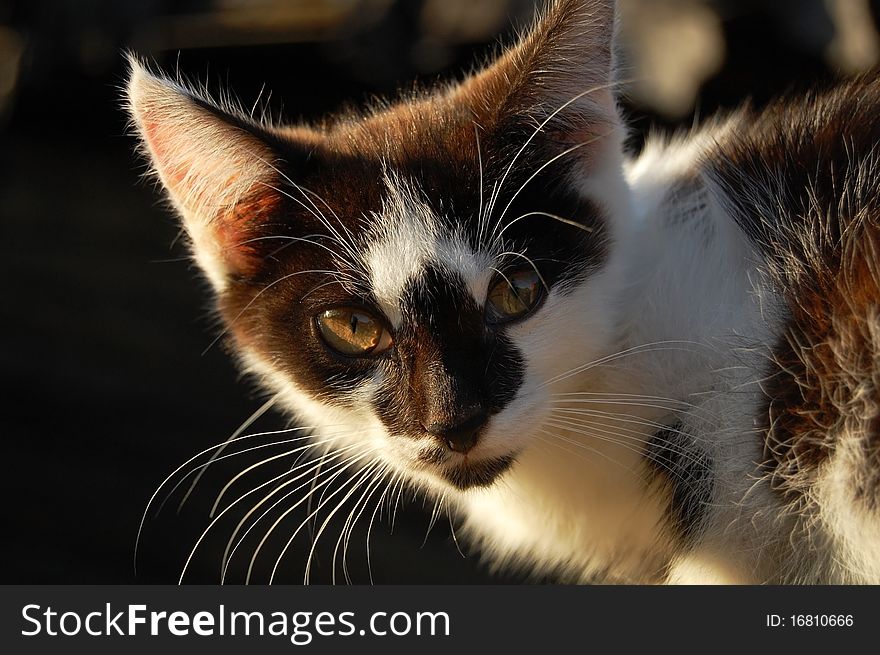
<box><xmin>2</xmin><ymin>0</ymin><xmax>879</xmax><ymax>584</ymax></box>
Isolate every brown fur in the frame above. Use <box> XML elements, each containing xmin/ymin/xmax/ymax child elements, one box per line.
<box><xmin>707</xmin><ymin>77</ymin><xmax>880</xmax><ymax>507</ymax></box>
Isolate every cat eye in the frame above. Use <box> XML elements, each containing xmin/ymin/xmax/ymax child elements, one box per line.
<box><xmin>485</xmin><ymin>269</ymin><xmax>544</xmax><ymax>323</ymax></box>
<box><xmin>316</xmin><ymin>307</ymin><xmax>393</xmax><ymax>357</ymax></box>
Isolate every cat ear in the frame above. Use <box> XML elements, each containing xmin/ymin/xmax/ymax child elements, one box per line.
<box><xmin>461</xmin><ymin>0</ymin><xmax>620</xmax><ymax>152</ymax></box>
<box><xmin>126</xmin><ymin>56</ymin><xmax>296</xmax><ymax>290</ymax></box>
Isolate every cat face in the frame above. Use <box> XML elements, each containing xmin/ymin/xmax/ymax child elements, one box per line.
<box><xmin>127</xmin><ymin>0</ymin><xmax>630</xmax><ymax>495</ymax></box>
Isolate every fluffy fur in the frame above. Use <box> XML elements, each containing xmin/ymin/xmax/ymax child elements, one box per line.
<box><xmin>126</xmin><ymin>0</ymin><xmax>880</xmax><ymax>583</ymax></box>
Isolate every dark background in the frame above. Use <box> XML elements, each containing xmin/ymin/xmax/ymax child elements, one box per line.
<box><xmin>2</xmin><ymin>0</ymin><xmax>877</xmax><ymax>584</ymax></box>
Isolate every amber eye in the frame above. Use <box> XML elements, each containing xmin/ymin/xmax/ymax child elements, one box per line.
<box><xmin>316</xmin><ymin>308</ymin><xmax>393</xmax><ymax>357</ymax></box>
<box><xmin>486</xmin><ymin>269</ymin><xmax>544</xmax><ymax>323</ymax></box>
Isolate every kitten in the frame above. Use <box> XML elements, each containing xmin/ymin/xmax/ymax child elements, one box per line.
<box><xmin>126</xmin><ymin>0</ymin><xmax>880</xmax><ymax>584</ymax></box>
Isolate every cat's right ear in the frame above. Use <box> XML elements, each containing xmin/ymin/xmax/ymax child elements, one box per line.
<box><xmin>125</xmin><ymin>56</ymin><xmax>311</xmax><ymax>291</ymax></box>
<box><xmin>457</xmin><ymin>0</ymin><xmax>622</xmax><ymax>165</ymax></box>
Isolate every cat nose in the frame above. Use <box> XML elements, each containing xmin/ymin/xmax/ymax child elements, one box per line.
<box><xmin>424</xmin><ymin>410</ymin><xmax>488</xmax><ymax>454</ymax></box>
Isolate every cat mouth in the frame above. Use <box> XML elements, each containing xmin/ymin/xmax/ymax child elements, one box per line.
<box><xmin>417</xmin><ymin>447</ymin><xmax>517</xmax><ymax>490</ymax></box>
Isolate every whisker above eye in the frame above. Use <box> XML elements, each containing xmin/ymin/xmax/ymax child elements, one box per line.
<box><xmin>482</xmin><ymin>80</ymin><xmax>632</xmax><ymax>239</ymax></box>
<box><xmin>495</xmin><ymin>211</ymin><xmax>595</xmax><ymax>246</ymax></box>
<box><xmin>235</xmin><ymin>233</ymin><xmax>348</xmax><ymax>265</ymax></box>
<box><xmin>256</xmin><ymin>180</ymin><xmax>355</xmax><ymax>257</ymax></box>
<box><xmin>248</xmin><ymin>151</ymin><xmax>360</xmax><ymax>256</ymax></box>
<box><xmin>474</xmin><ymin>123</ymin><xmax>487</xmax><ymax>250</ymax></box>
<box><xmin>489</xmin><ymin>140</ymin><xmax>596</xmax><ymax>247</ymax></box>
<box><xmin>300</xmin><ymin>278</ymin><xmax>353</xmax><ymax>301</ymax></box>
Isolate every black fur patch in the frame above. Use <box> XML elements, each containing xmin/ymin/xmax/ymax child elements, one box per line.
<box><xmin>646</xmin><ymin>422</ymin><xmax>714</xmax><ymax>542</ymax></box>
<box><xmin>371</xmin><ymin>266</ymin><xmax>524</xmax><ymax>447</ymax></box>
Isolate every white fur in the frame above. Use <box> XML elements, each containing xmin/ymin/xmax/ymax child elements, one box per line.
<box><xmin>363</xmin><ymin>174</ymin><xmax>493</xmax><ymax>328</ymax></box>
<box><xmin>816</xmin><ymin>438</ymin><xmax>880</xmax><ymax>583</ymax></box>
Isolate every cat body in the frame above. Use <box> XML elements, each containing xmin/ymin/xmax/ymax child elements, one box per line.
<box><xmin>127</xmin><ymin>0</ymin><xmax>880</xmax><ymax>583</ymax></box>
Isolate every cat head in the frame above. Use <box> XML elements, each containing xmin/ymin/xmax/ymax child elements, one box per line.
<box><xmin>126</xmin><ymin>0</ymin><xmax>631</xmax><ymax>494</ymax></box>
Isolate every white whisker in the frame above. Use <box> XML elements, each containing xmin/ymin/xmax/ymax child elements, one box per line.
<box><xmin>540</xmin><ymin>341</ymin><xmax>710</xmax><ymax>388</ymax></box>
<box><xmin>489</xmin><ymin>140</ymin><xmax>595</xmax><ymax>246</ymax></box>
<box><xmin>304</xmin><ymin>462</ymin><xmax>379</xmax><ymax>585</ymax></box>
<box><xmin>268</xmin><ymin>453</ymin><xmax>379</xmax><ymax>584</ymax></box>
<box><xmin>177</xmin><ymin>395</ymin><xmax>278</xmax><ymax>514</ymax></box>
<box><xmin>135</xmin><ymin>418</ymin><xmax>323</xmax><ymax>575</ymax></box>
<box><xmin>218</xmin><ymin>444</ymin><xmax>369</xmax><ymax>583</ymax></box>
<box><xmin>482</xmin><ymin>81</ymin><xmax>624</xmax><ymax>238</ymax></box>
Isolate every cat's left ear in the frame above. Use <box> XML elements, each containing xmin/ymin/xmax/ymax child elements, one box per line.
<box><xmin>460</xmin><ymin>0</ymin><xmax>621</xmax><ymax>159</ymax></box>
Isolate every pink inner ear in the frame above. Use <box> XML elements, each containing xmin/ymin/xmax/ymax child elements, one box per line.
<box><xmin>141</xmin><ymin>115</ymin><xmax>280</xmax><ymax>278</ymax></box>
<box><xmin>217</xmin><ymin>190</ymin><xmax>281</xmax><ymax>278</ymax></box>
<box><xmin>141</xmin><ymin>118</ymin><xmax>178</xmax><ymax>183</ymax></box>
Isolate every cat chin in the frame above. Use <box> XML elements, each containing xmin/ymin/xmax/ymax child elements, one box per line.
<box><xmin>368</xmin><ymin>432</ymin><xmax>517</xmax><ymax>494</ymax></box>
<box><xmin>414</xmin><ymin>446</ymin><xmax>519</xmax><ymax>491</ymax></box>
